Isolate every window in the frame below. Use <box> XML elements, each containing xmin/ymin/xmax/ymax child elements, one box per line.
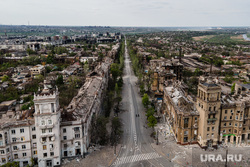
<box><xmin>14</xmin><ymin>154</ymin><xmax>18</xmax><ymax>159</ymax></box>
<box><xmin>49</xmin><ymin>136</ymin><xmax>52</xmax><ymax>141</ymax></box>
<box><xmin>225</xmin><ymin>110</ymin><xmax>227</xmax><ymax>114</ymax></box>
<box><xmin>229</xmin><ymin>129</ymin><xmax>231</xmax><ymax>132</ymax></box>
<box><xmin>214</xmin><ymin>106</ymin><xmax>216</xmax><ymax>111</ymax></box>
<box><xmin>235</xmin><ymin>123</ymin><xmax>237</xmax><ymax>127</ymax></box>
<box><xmin>207</xmin><ymin>134</ymin><xmax>209</xmax><ymax>137</ymax></box>
<box><xmin>184</xmin><ymin>118</ymin><xmax>189</xmax><ymax>128</ymax></box>
<box><xmin>230</xmin><ymin>116</ymin><xmax>232</xmax><ymax>120</ymax></box>
<box><xmin>74</xmin><ymin>127</ymin><xmax>80</xmax><ymax>132</ymax></box>
<box><xmin>64</xmin><ymin>144</ymin><xmax>67</xmax><ymax>148</ymax></box>
<box><xmin>209</xmin><ymin>107</ymin><xmax>211</xmax><ymax>111</ymax></box>
<box><xmin>207</xmin><ymin>127</ymin><xmax>210</xmax><ymax>131</ymax></box>
<box><xmin>224</xmin><ymin>116</ymin><xmax>227</xmax><ymax>120</ymax></box>
<box><xmin>13</xmin><ymin>146</ymin><xmax>17</xmax><ymax>150</ymax></box>
<box><xmin>231</xmin><ymin>110</ymin><xmax>233</xmax><ymax>113</ymax></box>
<box><xmin>48</xmin><ymin>128</ymin><xmax>52</xmax><ymax>133</ymax></box>
<box><xmin>33</xmin><ymin>150</ymin><xmax>37</xmax><ymax>155</ymax></box>
<box><xmin>21</xmin><ymin>137</ymin><xmax>25</xmax><ymax>141</ymax></box>
<box><xmin>22</xmin><ymin>145</ymin><xmax>26</xmax><ymax>149</ymax></box>
<box><xmin>48</xmin><ymin>120</ymin><xmax>52</xmax><ymax>125</ymax></box>
<box><xmin>239</xmin><ymin>124</ymin><xmax>242</xmax><ymax>127</ymax></box>
<box><xmin>63</xmin><ymin>128</ymin><xmax>66</xmax><ymax>133</ymax></box>
<box><xmin>6</xmin><ymin>148</ymin><xmax>9</xmax><ymax>153</ymax></box>
<box><xmin>224</xmin><ymin>123</ymin><xmax>226</xmax><ymax>127</ymax></box>
<box><xmin>75</xmin><ymin>134</ymin><xmax>80</xmax><ymax>138</ymax></box>
<box><xmin>184</xmin><ymin>131</ymin><xmax>188</xmax><ymax>135</ymax></box>
<box><xmin>42</xmin><ymin>129</ymin><xmax>46</xmax><ymax>133</ymax></box>
<box><xmin>50</xmin><ymin>144</ymin><xmax>54</xmax><ymax>149</ymax></box>
<box><xmin>51</xmin><ymin>103</ymin><xmax>55</xmax><ymax>113</ymax></box>
<box><xmin>212</xmin><ymin>127</ymin><xmax>215</xmax><ymax>131</ymax></box>
<box><xmin>11</xmin><ymin>130</ymin><xmax>15</xmax><ymax>134</ymax></box>
<box><xmin>1</xmin><ymin>158</ymin><xmax>6</xmax><ymax>163</ymax></box>
<box><xmin>234</xmin><ymin>129</ymin><xmax>237</xmax><ymax>133</ymax></box>
<box><xmin>23</xmin><ymin>153</ymin><xmax>26</xmax><ymax>157</ymax></box>
<box><xmin>223</xmin><ymin>130</ymin><xmax>226</xmax><ymax>133</ymax></box>
<box><xmin>32</xmin><ymin>135</ymin><xmax>36</xmax><ymax>139</ymax></box>
<box><xmin>63</xmin><ymin>136</ymin><xmax>67</xmax><ymax>140</ymax></box>
<box><xmin>32</xmin><ymin>127</ymin><xmax>36</xmax><ymax>131</ymax></box>
<box><xmin>33</xmin><ymin>143</ymin><xmax>37</xmax><ymax>148</ymax></box>
<box><xmin>195</xmin><ymin>117</ymin><xmax>197</xmax><ymax>121</ymax></box>
<box><xmin>42</xmin><ymin>137</ymin><xmax>46</xmax><ymax>142</ymax></box>
<box><xmin>211</xmin><ymin>133</ymin><xmax>214</xmax><ymax>137</ymax></box>
<box><xmin>50</xmin><ymin>152</ymin><xmax>54</xmax><ymax>156</ymax></box>
<box><xmin>43</xmin><ymin>145</ymin><xmax>47</xmax><ymax>150</ymax></box>
<box><xmin>20</xmin><ymin>129</ymin><xmax>24</xmax><ymax>133</ymax></box>
<box><xmin>0</xmin><ymin>150</ymin><xmax>4</xmax><ymax>154</ymax></box>
<box><xmin>243</xmin><ymin>128</ymin><xmax>246</xmax><ymax>131</ymax></box>
<box><xmin>12</xmin><ymin>138</ymin><xmax>16</xmax><ymax>143</ymax></box>
<box><xmin>236</xmin><ymin>115</ymin><xmax>238</xmax><ymax>120</ymax></box>
<box><xmin>43</xmin><ymin>153</ymin><xmax>47</xmax><ymax>158</ymax></box>
<box><xmin>41</xmin><ymin>120</ymin><xmax>45</xmax><ymax>125</ymax></box>
<box><xmin>184</xmin><ymin>137</ymin><xmax>188</xmax><ymax>142</ymax></box>
<box><xmin>229</xmin><ymin>122</ymin><xmax>232</xmax><ymax>126</ymax></box>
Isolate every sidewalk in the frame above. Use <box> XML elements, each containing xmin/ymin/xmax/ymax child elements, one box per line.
<box><xmin>62</xmin><ymin>144</ymin><xmax>122</xmax><ymax>167</ymax></box>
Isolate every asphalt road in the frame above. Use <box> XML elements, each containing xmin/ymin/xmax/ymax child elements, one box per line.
<box><xmin>111</xmin><ymin>39</ymin><xmax>174</xmax><ymax>167</ymax></box>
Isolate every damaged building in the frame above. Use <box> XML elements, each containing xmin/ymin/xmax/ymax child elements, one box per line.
<box><xmin>0</xmin><ymin>57</ymin><xmax>113</xmax><ymax>167</ymax></box>
<box><xmin>150</xmin><ymin>58</ymin><xmax>183</xmax><ymax>96</ymax></box>
<box><xmin>163</xmin><ymin>77</ymin><xmax>250</xmax><ymax>149</ymax></box>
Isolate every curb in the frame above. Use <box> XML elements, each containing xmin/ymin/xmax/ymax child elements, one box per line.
<box><xmin>108</xmin><ymin>144</ymin><xmax>122</xmax><ymax>167</ymax></box>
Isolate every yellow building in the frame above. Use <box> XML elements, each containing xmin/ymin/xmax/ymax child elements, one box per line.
<box><xmin>163</xmin><ymin>77</ymin><xmax>250</xmax><ymax>149</ymax></box>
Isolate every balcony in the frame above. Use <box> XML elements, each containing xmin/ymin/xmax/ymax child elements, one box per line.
<box><xmin>209</xmin><ymin>110</ymin><xmax>218</xmax><ymax>114</ymax></box>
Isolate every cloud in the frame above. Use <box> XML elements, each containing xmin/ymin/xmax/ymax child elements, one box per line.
<box><xmin>0</xmin><ymin>0</ymin><xmax>249</xmax><ymax>26</ymax></box>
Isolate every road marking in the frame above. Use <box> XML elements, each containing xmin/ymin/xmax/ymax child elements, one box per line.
<box><xmin>113</xmin><ymin>152</ymin><xmax>161</xmax><ymax>165</ymax></box>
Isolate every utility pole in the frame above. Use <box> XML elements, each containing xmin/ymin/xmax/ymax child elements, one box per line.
<box><xmin>156</xmin><ymin>129</ymin><xmax>159</xmax><ymax>145</ymax></box>
<box><xmin>114</xmin><ymin>130</ymin><xmax>117</xmax><ymax>155</ymax></box>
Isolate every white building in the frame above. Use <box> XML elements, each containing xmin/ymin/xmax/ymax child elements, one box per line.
<box><xmin>30</xmin><ymin>64</ymin><xmax>45</xmax><ymax>77</ymax></box>
<box><xmin>0</xmin><ymin>56</ymin><xmax>113</xmax><ymax>167</ymax></box>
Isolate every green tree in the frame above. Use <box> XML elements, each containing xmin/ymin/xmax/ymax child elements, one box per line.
<box><xmin>146</xmin><ymin>107</ymin><xmax>155</xmax><ymax>118</ymax></box>
<box><xmin>26</xmin><ymin>48</ymin><xmax>36</xmax><ymax>55</ymax></box>
<box><xmin>0</xmin><ymin>161</ymin><xmax>19</xmax><ymax>167</ymax></box>
<box><xmin>110</xmin><ymin>117</ymin><xmax>123</xmax><ymax>146</ymax></box>
<box><xmin>194</xmin><ymin>68</ymin><xmax>202</xmax><ymax>76</ymax></box>
<box><xmin>46</xmin><ymin>54</ymin><xmax>55</xmax><ymax>64</ymax></box>
<box><xmin>224</xmin><ymin>75</ymin><xmax>234</xmax><ymax>84</ymax></box>
<box><xmin>90</xmin><ymin>116</ymin><xmax>109</xmax><ymax>145</ymax></box>
<box><xmin>147</xmin><ymin>115</ymin><xmax>157</xmax><ymax>128</ymax></box>
<box><xmin>142</xmin><ymin>93</ymin><xmax>150</xmax><ymax>109</ymax></box>
<box><xmin>1</xmin><ymin>75</ymin><xmax>9</xmax><ymax>82</ymax></box>
<box><xmin>231</xmin><ymin>83</ymin><xmax>236</xmax><ymax>94</ymax></box>
<box><xmin>56</xmin><ymin>75</ymin><xmax>64</xmax><ymax>85</ymax></box>
<box><xmin>110</xmin><ymin>63</ymin><xmax>122</xmax><ymax>82</ymax></box>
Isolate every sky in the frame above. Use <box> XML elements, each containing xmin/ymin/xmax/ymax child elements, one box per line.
<box><xmin>0</xmin><ymin>0</ymin><xmax>250</xmax><ymax>27</ymax></box>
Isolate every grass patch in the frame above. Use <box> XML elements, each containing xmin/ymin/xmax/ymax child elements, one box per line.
<box><xmin>192</xmin><ymin>35</ymin><xmax>214</xmax><ymax>41</ymax></box>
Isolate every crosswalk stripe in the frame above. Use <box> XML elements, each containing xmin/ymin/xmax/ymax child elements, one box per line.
<box><xmin>112</xmin><ymin>152</ymin><xmax>161</xmax><ymax>166</ymax></box>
